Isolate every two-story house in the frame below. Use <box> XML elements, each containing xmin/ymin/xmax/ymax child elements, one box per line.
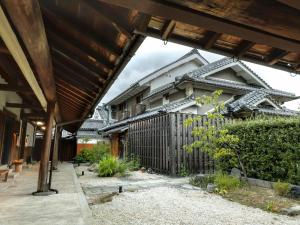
<box><xmin>99</xmin><ymin>49</ymin><xmax>298</xmax><ymax>158</ymax></box>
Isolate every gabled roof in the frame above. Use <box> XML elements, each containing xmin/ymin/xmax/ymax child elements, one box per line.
<box><xmin>227</xmin><ymin>90</ymin><xmax>282</xmax><ymax>112</ymax></box>
<box><xmin>183</xmin><ymin>57</ymin><xmax>272</xmax><ymax>89</ymax></box>
<box><xmin>106</xmin><ymin>49</ymin><xmax>207</xmax><ymax>105</ymax></box>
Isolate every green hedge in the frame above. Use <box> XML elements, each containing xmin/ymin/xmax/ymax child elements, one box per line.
<box><xmin>220</xmin><ymin>117</ymin><xmax>300</xmax><ymax>185</ymax></box>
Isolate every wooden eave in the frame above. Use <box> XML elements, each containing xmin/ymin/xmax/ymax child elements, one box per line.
<box><xmin>2</xmin><ymin>0</ymin><xmax>300</xmax><ymax>133</ymax></box>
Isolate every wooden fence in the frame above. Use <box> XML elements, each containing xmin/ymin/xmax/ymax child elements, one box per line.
<box><xmin>128</xmin><ymin>113</ymin><xmax>231</xmax><ymax>175</ymax></box>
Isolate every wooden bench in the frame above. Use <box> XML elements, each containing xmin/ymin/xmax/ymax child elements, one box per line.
<box><xmin>0</xmin><ymin>169</ymin><xmax>9</xmax><ymax>182</ymax></box>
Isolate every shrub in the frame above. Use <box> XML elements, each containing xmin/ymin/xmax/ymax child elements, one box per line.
<box><xmin>98</xmin><ymin>155</ymin><xmax>130</xmax><ymax>177</ymax></box>
<box><xmin>189</xmin><ymin>175</ymin><xmax>215</xmax><ymax>188</ymax></box>
<box><xmin>220</xmin><ymin>116</ymin><xmax>300</xmax><ymax>185</ymax></box>
<box><xmin>88</xmin><ymin>143</ymin><xmax>110</xmax><ymax>163</ymax></box>
<box><xmin>179</xmin><ymin>165</ymin><xmax>189</xmax><ymax>177</ymax></box>
<box><xmin>273</xmin><ymin>181</ymin><xmax>291</xmax><ymax>197</ymax></box>
<box><xmin>98</xmin><ymin>156</ymin><xmax>119</xmax><ymax>177</ymax></box>
<box><xmin>74</xmin><ymin>143</ymin><xmax>110</xmax><ymax>164</ymax></box>
<box><xmin>214</xmin><ymin>173</ymin><xmax>241</xmax><ymax>191</ymax></box>
<box><xmin>74</xmin><ymin>148</ymin><xmax>91</xmax><ymax>163</ymax></box>
<box><xmin>126</xmin><ymin>154</ymin><xmax>141</xmax><ymax>171</ymax></box>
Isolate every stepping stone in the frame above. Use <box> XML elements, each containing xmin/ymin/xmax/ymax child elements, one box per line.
<box><xmin>281</xmin><ymin>205</ymin><xmax>300</xmax><ymax>216</ymax></box>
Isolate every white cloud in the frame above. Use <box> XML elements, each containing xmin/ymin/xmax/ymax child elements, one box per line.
<box><xmin>100</xmin><ymin>37</ymin><xmax>300</xmax><ymax>110</ymax></box>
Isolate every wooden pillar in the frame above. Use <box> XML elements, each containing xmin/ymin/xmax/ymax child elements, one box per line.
<box><xmin>19</xmin><ymin>118</ymin><xmax>27</xmax><ymax>159</ymax></box>
<box><xmin>37</xmin><ymin>104</ymin><xmax>54</xmax><ymax>192</ymax></box>
<box><xmin>52</xmin><ymin>126</ymin><xmax>62</xmax><ymax>170</ymax></box>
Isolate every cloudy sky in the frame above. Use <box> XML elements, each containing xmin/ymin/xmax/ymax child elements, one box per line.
<box><xmin>100</xmin><ymin>37</ymin><xmax>300</xmax><ymax>110</ymax></box>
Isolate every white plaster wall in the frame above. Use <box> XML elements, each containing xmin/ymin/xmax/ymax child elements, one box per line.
<box><xmin>209</xmin><ymin>68</ymin><xmax>248</xmax><ymax>84</ymax></box>
<box><xmin>26</xmin><ymin>123</ymin><xmax>35</xmax><ymax>147</ymax></box>
<box><xmin>0</xmin><ymin>76</ymin><xmax>22</xmax><ymax>120</ymax></box>
<box><xmin>77</xmin><ymin>138</ymin><xmax>110</xmax><ymax>144</ymax></box>
<box><xmin>150</xmin><ymin>61</ymin><xmax>199</xmax><ymax>90</ymax></box>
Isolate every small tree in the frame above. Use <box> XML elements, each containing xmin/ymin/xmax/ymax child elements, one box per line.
<box><xmin>183</xmin><ymin>90</ymin><xmax>247</xmax><ymax>178</ymax></box>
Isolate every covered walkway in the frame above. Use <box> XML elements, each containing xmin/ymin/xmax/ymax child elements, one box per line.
<box><xmin>0</xmin><ymin>163</ymin><xmax>93</xmax><ymax>225</ymax></box>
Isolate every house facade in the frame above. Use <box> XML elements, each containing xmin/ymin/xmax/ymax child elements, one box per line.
<box><xmin>99</xmin><ymin>49</ymin><xmax>299</xmax><ymax>158</ymax></box>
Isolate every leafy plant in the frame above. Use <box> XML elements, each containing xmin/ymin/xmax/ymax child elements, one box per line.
<box><xmin>88</xmin><ymin>143</ymin><xmax>110</xmax><ymax>163</ymax></box>
<box><xmin>74</xmin><ymin>148</ymin><xmax>92</xmax><ymax>163</ymax></box>
<box><xmin>98</xmin><ymin>155</ymin><xmax>119</xmax><ymax>177</ymax></box>
<box><xmin>214</xmin><ymin>173</ymin><xmax>241</xmax><ymax>191</ymax></box>
<box><xmin>273</xmin><ymin>181</ymin><xmax>291</xmax><ymax>197</ymax></box>
<box><xmin>126</xmin><ymin>154</ymin><xmax>141</xmax><ymax>171</ymax></box>
<box><xmin>179</xmin><ymin>165</ymin><xmax>189</xmax><ymax>177</ymax></box>
<box><xmin>265</xmin><ymin>201</ymin><xmax>280</xmax><ymax>213</ymax></box>
<box><xmin>189</xmin><ymin>175</ymin><xmax>215</xmax><ymax>188</ymax></box>
<box><xmin>183</xmin><ymin>90</ymin><xmax>246</xmax><ymax>177</ymax></box>
<box><xmin>221</xmin><ymin>116</ymin><xmax>300</xmax><ymax>184</ymax></box>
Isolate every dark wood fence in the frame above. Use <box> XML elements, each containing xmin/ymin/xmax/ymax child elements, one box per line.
<box><xmin>128</xmin><ymin>113</ymin><xmax>231</xmax><ymax>175</ymax></box>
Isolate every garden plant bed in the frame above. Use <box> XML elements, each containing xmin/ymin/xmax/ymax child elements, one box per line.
<box><xmin>76</xmin><ymin>164</ymin><xmax>300</xmax><ymax>225</ymax></box>
<box><xmin>223</xmin><ymin>185</ymin><xmax>300</xmax><ymax>215</ymax></box>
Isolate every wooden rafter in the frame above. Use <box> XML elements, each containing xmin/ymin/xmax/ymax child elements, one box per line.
<box><xmin>0</xmin><ymin>4</ymin><xmax>47</xmax><ymax>110</ymax></box>
<box><xmin>203</xmin><ymin>31</ymin><xmax>221</xmax><ymax>50</ymax></box>
<box><xmin>84</xmin><ymin>0</ymin><xmax>132</xmax><ymax>38</ymax></box>
<box><xmin>2</xmin><ymin>0</ymin><xmax>57</xmax><ymax>103</ymax></box>
<box><xmin>161</xmin><ymin>20</ymin><xmax>176</xmax><ymax>41</ymax></box>
<box><xmin>277</xmin><ymin>0</ymin><xmax>300</xmax><ymax>11</ymax></box>
<box><xmin>100</xmin><ymin>0</ymin><xmax>300</xmax><ymax>53</ymax></box>
<box><xmin>234</xmin><ymin>40</ymin><xmax>255</xmax><ymax>58</ymax></box>
<box><xmin>41</xmin><ymin>6</ymin><xmax>122</xmax><ymax>56</ymax></box>
<box><xmin>0</xmin><ymin>84</ymin><xmax>31</xmax><ymax>93</ymax></box>
<box><xmin>265</xmin><ymin>48</ymin><xmax>288</xmax><ymax>65</ymax></box>
<box><xmin>51</xmin><ymin>48</ymin><xmax>106</xmax><ymax>81</ymax></box>
<box><xmin>6</xmin><ymin>102</ymin><xmax>40</xmax><ymax>109</ymax></box>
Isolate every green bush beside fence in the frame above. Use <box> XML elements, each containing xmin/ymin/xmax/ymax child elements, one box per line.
<box><xmin>219</xmin><ymin>117</ymin><xmax>300</xmax><ymax>185</ymax></box>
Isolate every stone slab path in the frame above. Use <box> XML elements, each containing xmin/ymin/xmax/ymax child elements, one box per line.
<box><xmin>0</xmin><ymin>163</ymin><xmax>93</xmax><ymax>225</ymax></box>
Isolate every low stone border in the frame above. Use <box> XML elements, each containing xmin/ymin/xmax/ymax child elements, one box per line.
<box><xmin>243</xmin><ymin>177</ymin><xmax>300</xmax><ymax>191</ymax></box>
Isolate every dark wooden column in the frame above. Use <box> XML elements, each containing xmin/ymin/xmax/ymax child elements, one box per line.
<box><xmin>52</xmin><ymin>126</ymin><xmax>62</xmax><ymax>170</ymax></box>
<box><xmin>19</xmin><ymin>118</ymin><xmax>27</xmax><ymax>159</ymax></box>
<box><xmin>37</xmin><ymin>104</ymin><xmax>54</xmax><ymax>192</ymax></box>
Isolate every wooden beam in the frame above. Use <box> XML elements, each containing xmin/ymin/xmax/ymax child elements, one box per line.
<box><xmin>203</xmin><ymin>31</ymin><xmax>221</xmax><ymax>50</ymax></box>
<box><xmin>0</xmin><ymin>46</ymin><xmax>9</xmax><ymax>54</ymax></box>
<box><xmin>84</xmin><ymin>0</ymin><xmax>132</xmax><ymax>38</ymax></box>
<box><xmin>40</xmin><ymin>6</ymin><xmax>122</xmax><ymax>56</ymax></box>
<box><xmin>0</xmin><ymin>5</ymin><xmax>47</xmax><ymax>110</ymax></box>
<box><xmin>0</xmin><ymin>84</ymin><xmax>31</xmax><ymax>93</ymax></box>
<box><xmin>48</xmin><ymin>31</ymin><xmax>111</xmax><ymax>75</ymax></box>
<box><xmin>100</xmin><ymin>0</ymin><xmax>300</xmax><ymax>53</ymax></box>
<box><xmin>265</xmin><ymin>48</ymin><xmax>288</xmax><ymax>65</ymax></box>
<box><xmin>51</xmin><ymin>48</ymin><xmax>106</xmax><ymax>81</ymax></box>
<box><xmin>234</xmin><ymin>40</ymin><xmax>255</xmax><ymax>58</ymax></box>
<box><xmin>161</xmin><ymin>20</ymin><xmax>176</xmax><ymax>41</ymax></box>
<box><xmin>277</xmin><ymin>0</ymin><xmax>300</xmax><ymax>11</ymax></box>
<box><xmin>6</xmin><ymin>102</ymin><xmax>40</xmax><ymax>109</ymax></box>
<box><xmin>2</xmin><ymin>0</ymin><xmax>57</xmax><ymax>103</ymax></box>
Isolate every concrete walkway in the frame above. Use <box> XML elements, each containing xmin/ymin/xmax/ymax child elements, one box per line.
<box><xmin>0</xmin><ymin>162</ymin><xmax>93</xmax><ymax>225</ymax></box>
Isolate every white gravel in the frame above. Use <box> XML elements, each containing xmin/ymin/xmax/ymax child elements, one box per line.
<box><xmin>76</xmin><ymin>166</ymin><xmax>300</xmax><ymax>225</ymax></box>
<box><xmin>91</xmin><ymin>187</ymin><xmax>300</xmax><ymax>225</ymax></box>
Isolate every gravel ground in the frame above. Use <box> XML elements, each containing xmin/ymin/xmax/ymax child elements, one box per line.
<box><xmin>76</xmin><ymin>165</ymin><xmax>300</xmax><ymax>225</ymax></box>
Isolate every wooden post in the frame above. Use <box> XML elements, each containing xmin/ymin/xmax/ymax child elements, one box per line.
<box><xmin>19</xmin><ymin>118</ymin><xmax>27</xmax><ymax>160</ymax></box>
<box><xmin>37</xmin><ymin>104</ymin><xmax>54</xmax><ymax>192</ymax></box>
<box><xmin>52</xmin><ymin>126</ymin><xmax>62</xmax><ymax>170</ymax></box>
<box><xmin>169</xmin><ymin>113</ymin><xmax>176</xmax><ymax>176</ymax></box>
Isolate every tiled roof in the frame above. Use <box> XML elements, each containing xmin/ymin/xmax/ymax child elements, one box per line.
<box><xmin>99</xmin><ymin>97</ymin><xmax>196</xmax><ymax>132</ymax></box>
<box><xmin>77</xmin><ymin>130</ymin><xmax>101</xmax><ymax>139</ymax></box>
<box><xmin>257</xmin><ymin>108</ymin><xmax>299</xmax><ymax>116</ymax></box>
<box><xmin>79</xmin><ymin>119</ymin><xmax>105</xmax><ymax>130</ymax></box>
<box><xmin>96</xmin><ymin>106</ymin><xmax>109</xmax><ymax>122</ymax></box>
<box><xmin>143</xmin><ymin>82</ymin><xmax>175</xmax><ymax>100</ymax></box>
<box><xmin>179</xmin><ymin>75</ymin><xmax>297</xmax><ymax>99</ymax></box>
<box><xmin>227</xmin><ymin>90</ymin><xmax>269</xmax><ymax>112</ymax></box>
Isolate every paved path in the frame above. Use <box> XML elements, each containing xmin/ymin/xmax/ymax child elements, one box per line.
<box><xmin>0</xmin><ymin>163</ymin><xmax>93</xmax><ymax>225</ymax></box>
